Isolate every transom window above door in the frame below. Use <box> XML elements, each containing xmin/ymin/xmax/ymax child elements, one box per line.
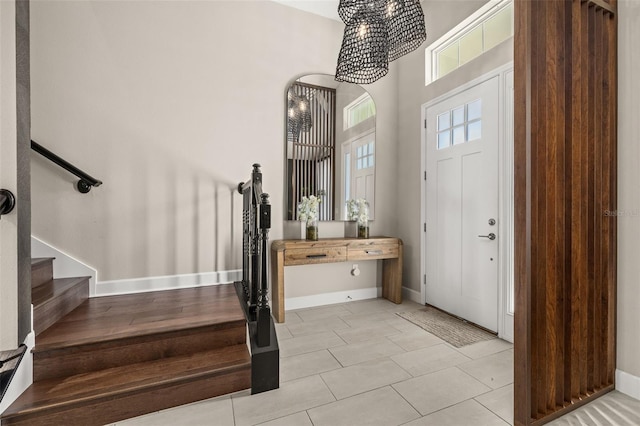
<box><xmin>437</xmin><ymin>99</ymin><xmax>482</xmax><ymax>150</ymax></box>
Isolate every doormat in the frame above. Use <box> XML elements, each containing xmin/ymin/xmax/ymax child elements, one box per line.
<box><xmin>396</xmin><ymin>306</ymin><xmax>496</xmax><ymax>348</ymax></box>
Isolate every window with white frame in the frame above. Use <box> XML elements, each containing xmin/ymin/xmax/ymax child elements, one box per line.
<box><xmin>343</xmin><ymin>93</ymin><xmax>376</xmax><ymax>130</ymax></box>
<box><xmin>425</xmin><ymin>0</ymin><xmax>513</xmax><ymax>84</ymax></box>
<box><xmin>437</xmin><ymin>99</ymin><xmax>482</xmax><ymax>150</ymax></box>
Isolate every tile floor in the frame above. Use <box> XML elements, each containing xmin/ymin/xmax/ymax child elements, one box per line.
<box><xmin>113</xmin><ymin>298</ymin><xmax>640</xmax><ymax>426</ymax></box>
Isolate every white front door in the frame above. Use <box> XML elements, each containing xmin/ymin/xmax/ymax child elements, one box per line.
<box><xmin>425</xmin><ymin>76</ymin><xmax>500</xmax><ymax>332</ymax></box>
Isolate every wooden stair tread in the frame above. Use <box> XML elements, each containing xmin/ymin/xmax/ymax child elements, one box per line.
<box><xmin>31</xmin><ymin>277</ymin><xmax>90</xmax><ymax>308</ymax></box>
<box><xmin>1</xmin><ymin>344</ymin><xmax>250</xmax><ymax>420</ymax></box>
<box><xmin>34</xmin><ymin>284</ymin><xmax>246</xmax><ymax>352</ymax></box>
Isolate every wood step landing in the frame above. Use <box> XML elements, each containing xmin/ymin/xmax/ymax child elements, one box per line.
<box><xmin>1</xmin><ymin>284</ymin><xmax>251</xmax><ymax>426</ymax></box>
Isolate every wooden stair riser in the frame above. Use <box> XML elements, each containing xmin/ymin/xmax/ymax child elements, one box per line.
<box><xmin>1</xmin><ymin>364</ymin><xmax>250</xmax><ymax>426</ymax></box>
<box><xmin>30</xmin><ymin>258</ymin><xmax>54</xmax><ymax>289</ymax></box>
<box><xmin>33</xmin><ymin>322</ymin><xmax>247</xmax><ymax>381</ymax></box>
<box><xmin>33</xmin><ymin>278</ymin><xmax>89</xmax><ymax>336</ymax></box>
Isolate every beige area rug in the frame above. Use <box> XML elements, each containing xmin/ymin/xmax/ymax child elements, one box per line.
<box><xmin>396</xmin><ymin>306</ymin><xmax>497</xmax><ymax>348</ymax></box>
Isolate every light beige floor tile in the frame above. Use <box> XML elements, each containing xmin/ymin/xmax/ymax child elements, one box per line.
<box><xmin>329</xmin><ymin>337</ymin><xmax>405</xmax><ymax>366</ymax></box>
<box><xmin>307</xmin><ymin>386</ymin><xmax>420</xmax><ymax>426</ymax></box>
<box><xmin>286</xmin><ymin>316</ymin><xmax>350</xmax><ymax>337</ymax></box>
<box><xmin>116</xmin><ymin>395</ymin><xmax>234</xmax><ymax>425</ymax></box>
<box><xmin>278</xmin><ymin>330</ymin><xmax>346</xmax><ymax>357</ymax></box>
<box><xmin>321</xmin><ymin>358</ymin><xmax>411</xmax><ymax>399</ymax></box>
<box><xmin>384</xmin><ymin>316</ymin><xmax>427</xmax><ymax>332</ymax></box>
<box><xmin>393</xmin><ymin>367</ymin><xmax>491</xmax><ymax>415</ymax></box>
<box><xmin>294</xmin><ymin>305</ymin><xmax>352</xmax><ymax>322</ymax></box>
<box><xmin>403</xmin><ymin>399</ymin><xmax>508</xmax><ymax>426</ymax></box>
<box><xmin>475</xmin><ymin>384</ymin><xmax>513</xmax><ymax>425</ymax></box>
<box><xmin>280</xmin><ymin>349</ymin><xmax>341</xmax><ymax>382</ymax></box>
<box><xmin>232</xmin><ymin>375</ymin><xmax>335</xmax><ymax>426</ymax></box>
<box><xmin>341</xmin><ymin>298</ymin><xmax>400</xmax><ymax>315</ymax></box>
<box><xmin>547</xmin><ymin>391</ymin><xmax>640</xmax><ymax>426</ymax></box>
<box><xmin>334</xmin><ymin>323</ymin><xmax>401</xmax><ymax>343</ymax></box>
<box><xmin>386</xmin><ymin>330</ymin><xmax>444</xmax><ymax>352</ymax></box>
<box><xmin>339</xmin><ymin>310</ymin><xmax>401</xmax><ymax>328</ymax></box>
<box><xmin>274</xmin><ymin>323</ymin><xmax>293</xmax><ymax>340</ymax></box>
<box><xmin>458</xmin><ymin>349</ymin><xmax>513</xmax><ymax>389</ymax></box>
<box><xmin>281</xmin><ymin>311</ymin><xmax>303</xmax><ymax>324</ymax></box>
<box><xmin>455</xmin><ymin>338</ymin><xmax>513</xmax><ymax>359</ymax></box>
<box><xmin>391</xmin><ymin>343</ymin><xmax>471</xmax><ymax>377</ymax></box>
<box><xmin>256</xmin><ymin>411</ymin><xmax>313</xmax><ymax>426</ymax></box>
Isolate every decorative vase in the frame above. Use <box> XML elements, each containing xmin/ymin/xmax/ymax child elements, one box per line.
<box><xmin>306</xmin><ymin>219</ymin><xmax>318</xmax><ymax>241</ymax></box>
<box><xmin>357</xmin><ymin>223</ymin><xmax>369</xmax><ymax>239</ymax></box>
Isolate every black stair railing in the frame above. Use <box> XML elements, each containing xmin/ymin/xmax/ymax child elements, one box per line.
<box><xmin>234</xmin><ymin>163</ymin><xmax>279</xmax><ymax>394</ymax></box>
<box><xmin>31</xmin><ymin>140</ymin><xmax>103</xmax><ymax>193</ymax></box>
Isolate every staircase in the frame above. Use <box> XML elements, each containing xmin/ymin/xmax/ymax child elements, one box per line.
<box><xmin>1</xmin><ymin>259</ymin><xmax>251</xmax><ymax>426</ymax></box>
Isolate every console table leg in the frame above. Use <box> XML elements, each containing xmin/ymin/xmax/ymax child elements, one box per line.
<box><xmin>271</xmin><ymin>248</ymin><xmax>285</xmax><ymax>323</ymax></box>
<box><xmin>382</xmin><ymin>246</ymin><xmax>403</xmax><ymax>303</ymax></box>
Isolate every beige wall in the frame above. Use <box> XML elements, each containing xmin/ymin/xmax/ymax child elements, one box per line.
<box><xmin>617</xmin><ymin>0</ymin><xmax>640</xmax><ymax>379</ymax></box>
<box><xmin>30</xmin><ymin>0</ymin><xmax>398</xmax><ymax>284</ymax></box>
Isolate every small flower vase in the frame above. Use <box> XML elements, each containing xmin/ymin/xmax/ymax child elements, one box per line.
<box><xmin>306</xmin><ymin>219</ymin><xmax>318</xmax><ymax>241</ymax></box>
<box><xmin>357</xmin><ymin>223</ymin><xmax>369</xmax><ymax>239</ymax></box>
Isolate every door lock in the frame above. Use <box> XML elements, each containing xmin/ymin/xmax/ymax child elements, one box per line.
<box><xmin>488</xmin><ymin>218</ymin><xmax>496</xmax><ymax>226</ymax></box>
<box><xmin>478</xmin><ymin>233</ymin><xmax>496</xmax><ymax>240</ymax></box>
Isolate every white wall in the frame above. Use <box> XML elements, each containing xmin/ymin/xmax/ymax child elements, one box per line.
<box><xmin>30</xmin><ymin>1</ymin><xmax>398</xmax><ymax>291</ymax></box>
<box><xmin>617</xmin><ymin>0</ymin><xmax>640</xmax><ymax>393</ymax></box>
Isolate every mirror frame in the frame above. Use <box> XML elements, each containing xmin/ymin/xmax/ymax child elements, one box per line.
<box><xmin>284</xmin><ymin>74</ymin><xmax>376</xmax><ymax>222</ymax></box>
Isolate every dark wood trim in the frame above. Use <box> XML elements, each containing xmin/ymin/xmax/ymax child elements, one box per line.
<box><xmin>514</xmin><ymin>0</ymin><xmax>617</xmax><ymax>424</ymax></box>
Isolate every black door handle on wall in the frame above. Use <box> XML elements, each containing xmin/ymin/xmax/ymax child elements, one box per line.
<box><xmin>0</xmin><ymin>189</ymin><xmax>16</xmax><ymax>219</ymax></box>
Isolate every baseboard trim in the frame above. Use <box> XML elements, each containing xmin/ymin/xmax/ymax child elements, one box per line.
<box><xmin>285</xmin><ymin>287</ymin><xmax>380</xmax><ymax>311</ymax></box>
<box><xmin>402</xmin><ymin>286</ymin><xmax>422</xmax><ymax>304</ymax></box>
<box><xmin>95</xmin><ymin>270</ymin><xmax>242</xmax><ymax>297</ymax></box>
<box><xmin>616</xmin><ymin>369</ymin><xmax>640</xmax><ymax>400</ymax></box>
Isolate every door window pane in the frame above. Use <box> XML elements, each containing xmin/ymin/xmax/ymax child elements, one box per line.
<box><xmin>453</xmin><ymin>126</ymin><xmax>465</xmax><ymax>145</ymax></box>
<box><xmin>438</xmin><ymin>111</ymin><xmax>451</xmax><ymax>131</ymax></box>
<box><xmin>467</xmin><ymin>99</ymin><xmax>482</xmax><ymax>121</ymax></box>
<box><xmin>467</xmin><ymin>120</ymin><xmax>482</xmax><ymax>141</ymax></box>
<box><xmin>452</xmin><ymin>106</ymin><xmax>465</xmax><ymax>126</ymax></box>
<box><xmin>438</xmin><ymin>131</ymin><xmax>450</xmax><ymax>149</ymax></box>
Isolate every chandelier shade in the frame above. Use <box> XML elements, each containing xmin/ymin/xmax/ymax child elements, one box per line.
<box><xmin>335</xmin><ymin>0</ymin><xmax>427</xmax><ymax>84</ymax></box>
<box><xmin>386</xmin><ymin>0</ymin><xmax>427</xmax><ymax>61</ymax></box>
<box><xmin>337</xmin><ymin>0</ymin><xmax>387</xmax><ymax>25</ymax></box>
<box><xmin>335</xmin><ymin>18</ymin><xmax>389</xmax><ymax>84</ymax></box>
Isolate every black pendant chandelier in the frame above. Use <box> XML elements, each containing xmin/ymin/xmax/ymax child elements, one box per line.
<box><xmin>335</xmin><ymin>0</ymin><xmax>427</xmax><ymax>84</ymax></box>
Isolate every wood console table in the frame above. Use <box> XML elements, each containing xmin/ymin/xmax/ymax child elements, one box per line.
<box><xmin>270</xmin><ymin>237</ymin><xmax>403</xmax><ymax>323</ymax></box>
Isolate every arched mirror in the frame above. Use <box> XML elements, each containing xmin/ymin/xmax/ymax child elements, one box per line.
<box><xmin>285</xmin><ymin>74</ymin><xmax>376</xmax><ymax>221</ymax></box>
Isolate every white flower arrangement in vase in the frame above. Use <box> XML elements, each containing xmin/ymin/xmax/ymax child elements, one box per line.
<box><xmin>346</xmin><ymin>198</ymin><xmax>369</xmax><ymax>238</ymax></box>
<box><xmin>297</xmin><ymin>195</ymin><xmax>321</xmax><ymax>240</ymax></box>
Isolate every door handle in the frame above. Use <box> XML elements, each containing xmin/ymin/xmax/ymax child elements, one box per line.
<box><xmin>478</xmin><ymin>233</ymin><xmax>496</xmax><ymax>240</ymax></box>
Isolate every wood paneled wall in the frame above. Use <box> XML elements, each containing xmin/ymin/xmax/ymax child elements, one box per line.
<box><xmin>514</xmin><ymin>0</ymin><xmax>617</xmax><ymax>424</ymax></box>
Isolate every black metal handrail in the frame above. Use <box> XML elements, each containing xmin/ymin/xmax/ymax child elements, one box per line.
<box><xmin>31</xmin><ymin>140</ymin><xmax>103</xmax><ymax>193</ymax></box>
